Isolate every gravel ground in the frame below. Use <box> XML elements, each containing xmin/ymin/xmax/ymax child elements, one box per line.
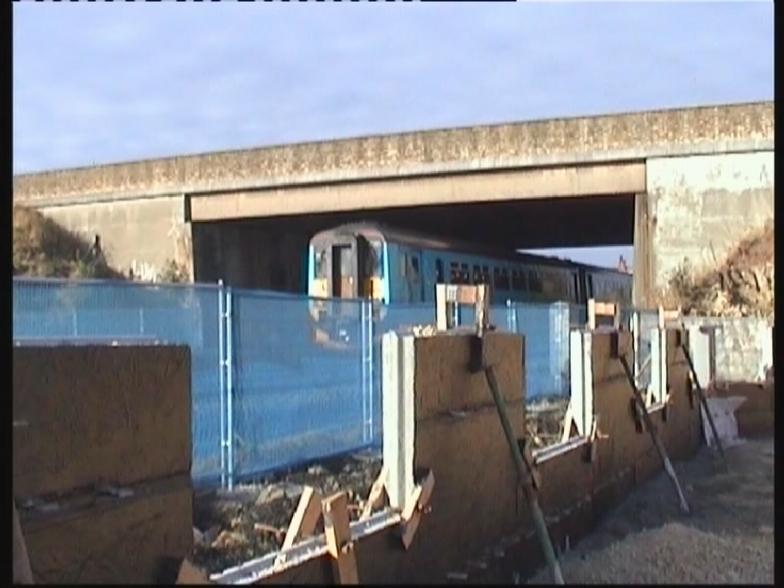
<box><xmin>528</xmin><ymin>437</ymin><xmax>774</xmax><ymax>584</ymax></box>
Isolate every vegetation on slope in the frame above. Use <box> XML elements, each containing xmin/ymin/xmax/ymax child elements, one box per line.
<box><xmin>662</xmin><ymin>222</ymin><xmax>774</xmax><ymax>318</ymax></box>
<box><xmin>13</xmin><ymin>206</ymin><xmax>125</xmax><ymax>280</ymax></box>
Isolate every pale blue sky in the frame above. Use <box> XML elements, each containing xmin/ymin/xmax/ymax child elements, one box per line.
<box><xmin>12</xmin><ymin>1</ymin><xmax>773</xmax><ymax>267</ymax></box>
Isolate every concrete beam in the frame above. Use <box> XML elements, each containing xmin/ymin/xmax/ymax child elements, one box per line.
<box><xmin>14</xmin><ymin>102</ymin><xmax>773</xmax><ymax>206</ymax></box>
<box><xmin>189</xmin><ymin>162</ymin><xmax>645</xmax><ymax>221</ymax></box>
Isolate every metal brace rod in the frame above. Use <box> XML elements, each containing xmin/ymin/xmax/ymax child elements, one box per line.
<box><xmin>484</xmin><ymin>364</ymin><xmax>565</xmax><ymax>585</ymax></box>
<box><xmin>618</xmin><ymin>355</ymin><xmax>691</xmax><ymax>515</ymax></box>
<box><xmin>679</xmin><ymin>344</ymin><xmax>727</xmax><ymax>464</ymax></box>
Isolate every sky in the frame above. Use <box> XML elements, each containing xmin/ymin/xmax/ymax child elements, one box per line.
<box><xmin>12</xmin><ymin>1</ymin><xmax>774</xmax><ymax>268</ymax></box>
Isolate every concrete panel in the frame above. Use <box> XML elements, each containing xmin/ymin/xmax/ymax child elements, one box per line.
<box><xmin>646</xmin><ymin>151</ymin><xmax>774</xmax><ymax>293</ymax></box>
<box><xmin>189</xmin><ymin>163</ymin><xmax>644</xmax><ymax>221</ymax></box>
<box><xmin>21</xmin><ymin>476</ymin><xmax>192</xmax><ymax>584</ymax></box>
<box><xmin>680</xmin><ymin>316</ymin><xmax>773</xmax><ymax>383</ymax></box>
<box><xmin>13</xmin><ymin>345</ymin><xmax>192</xmax><ymax>499</ymax></box>
<box><xmin>37</xmin><ymin>195</ymin><xmax>192</xmax><ymax>281</ymax></box>
<box><xmin>413</xmin><ymin>332</ymin><xmax>523</xmax><ymax>420</ymax></box>
<box><xmin>711</xmin><ymin>381</ymin><xmax>774</xmax><ymax>438</ymax></box>
<box><xmin>14</xmin><ymin>102</ymin><xmax>772</xmax><ymax>205</ymax></box>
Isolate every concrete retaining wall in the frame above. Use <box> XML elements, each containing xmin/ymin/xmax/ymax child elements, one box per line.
<box><xmin>242</xmin><ymin>328</ymin><xmax>700</xmax><ymax>584</ymax></box>
<box><xmin>681</xmin><ymin>316</ymin><xmax>773</xmax><ymax>383</ymax></box>
<box><xmin>37</xmin><ymin>195</ymin><xmax>193</xmax><ymax>282</ymax></box>
<box><xmin>13</xmin><ymin>344</ymin><xmax>194</xmax><ymax>584</ymax></box>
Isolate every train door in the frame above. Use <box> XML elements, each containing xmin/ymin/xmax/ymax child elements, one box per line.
<box><xmin>329</xmin><ymin>238</ymin><xmax>357</xmax><ymax>299</ymax></box>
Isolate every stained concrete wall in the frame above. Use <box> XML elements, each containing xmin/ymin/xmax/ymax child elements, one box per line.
<box><xmin>36</xmin><ymin>195</ymin><xmax>193</xmax><ymax>282</ymax></box>
<box><xmin>14</xmin><ymin>102</ymin><xmax>772</xmax><ymax>205</ymax></box>
<box><xmin>13</xmin><ymin>345</ymin><xmax>193</xmax><ymax>584</ymax></box>
<box><xmin>680</xmin><ymin>316</ymin><xmax>774</xmax><ymax>383</ymax></box>
<box><xmin>642</xmin><ymin>151</ymin><xmax>774</xmax><ymax>303</ymax></box>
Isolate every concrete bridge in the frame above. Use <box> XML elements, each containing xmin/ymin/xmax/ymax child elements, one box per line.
<box><xmin>13</xmin><ymin>101</ymin><xmax>774</xmax><ymax>304</ymax></box>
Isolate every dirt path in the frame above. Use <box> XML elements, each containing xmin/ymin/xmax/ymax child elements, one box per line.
<box><xmin>528</xmin><ymin>437</ymin><xmax>774</xmax><ymax>584</ymax></box>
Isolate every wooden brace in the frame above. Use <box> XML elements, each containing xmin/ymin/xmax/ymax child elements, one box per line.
<box><xmin>399</xmin><ymin>470</ymin><xmax>435</xmax><ymax>550</ymax></box>
<box><xmin>360</xmin><ymin>465</ymin><xmax>388</xmax><ymax>520</ymax></box>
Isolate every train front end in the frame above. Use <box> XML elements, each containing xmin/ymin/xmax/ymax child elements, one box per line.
<box><xmin>308</xmin><ymin>226</ymin><xmax>387</xmax><ymax>349</ymax></box>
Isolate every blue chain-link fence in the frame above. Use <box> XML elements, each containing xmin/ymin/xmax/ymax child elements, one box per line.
<box><xmin>13</xmin><ymin>278</ymin><xmax>583</xmax><ymax>488</ymax></box>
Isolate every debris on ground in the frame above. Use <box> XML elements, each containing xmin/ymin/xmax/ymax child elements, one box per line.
<box><xmin>527</xmin><ymin>438</ymin><xmax>774</xmax><ymax>584</ymax></box>
<box><xmin>526</xmin><ymin>397</ymin><xmax>569</xmax><ymax>449</ymax></box>
<box><xmin>662</xmin><ymin>222</ymin><xmax>774</xmax><ymax>319</ymax></box>
<box><xmin>191</xmin><ymin>451</ymin><xmax>382</xmax><ymax>574</ymax></box>
<box><xmin>190</xmin><ymin>397</ymin><xmax>570</xmax><ymax>576</ymax></box>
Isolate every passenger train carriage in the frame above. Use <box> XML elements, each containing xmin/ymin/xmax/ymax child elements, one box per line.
<box><xmin>307</xmin><ymin>222</ymin><xmax>632</xmax><ymax>344</ymax></box>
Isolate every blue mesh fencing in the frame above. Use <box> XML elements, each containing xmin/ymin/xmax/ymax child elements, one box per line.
<box><xmin>229</xmin><ymin>290</ymin><xmax>372</xmax><ymax>481</ymax></box>
<box><xmin>13</xmin><ymin>278</ymin><xmax>224</xmax><ymax>485</ymax></box>
<box><xmin>12</xmin><ymin>278</ymin><xmax>588</xmax><ymax>488</ymax></box>
<box><xmin>369</xmin><ymin>300</ymin><xmax>574</xmax><ymax>409</ymax></box>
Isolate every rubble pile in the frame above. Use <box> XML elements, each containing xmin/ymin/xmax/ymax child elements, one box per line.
<box><xmin>191</xmin><ymin>451</ymin><xmax>382</xmax><ymax>574</ymax></box>
<box><xmin>664</xmin><ymin>222</ymin><xmax>774</xmax><ymax>319</ymax></box>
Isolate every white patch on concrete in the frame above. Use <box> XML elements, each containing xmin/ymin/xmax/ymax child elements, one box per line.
<box><xmin>646</xmin><ymin>151</ymin><xmax>774</xmax><ymax>289</ymax></box>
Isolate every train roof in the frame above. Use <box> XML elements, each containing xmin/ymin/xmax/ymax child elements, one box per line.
<box><xmin>310</xmin><ymin>222</ymin><xmax>632</xmax><ymax>276</ymax></box>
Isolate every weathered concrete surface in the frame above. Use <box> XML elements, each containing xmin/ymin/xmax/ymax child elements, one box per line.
<box><xmin>22</xmin><ymin>476</ymin><xmax>192</xmax><ymax>584</ymax></box>
<box><xmin>641</xmin><ymin>151</ymin><xmax>774</xmax><ymax>304</ymax></box>
<box><xmin>13</xmin><ymin>344</ymin><xmax>194</xmax><ymax>584</ymax></box>
<box><xmin>711</xmin><ymin>381</ymin><xmax>774</xmax><ymax>438</ymax></box>
<box><xmin>13</xmin><ymin>345</ymin><xmax>192</xmax><ymax>499</ymax></box>
<box><xmin>37</xmin><ymin>195</ymin><xmax>193</xmax><ymax>282</ymax></box>
<box><xmin>13</xmin><ymin>102</ymin><xmax>772</xmax><ymax>205</ymax></box>
<box><xmin>188</xmin><ymin>162</ymin><xmax>644</xmax><ymax>221</ymax></box>
<box><xmin>259</xmin><ymin>329</ymin><xmax>700</xmax><ymax>584</ymax></box>
<box><xmin>379</xmin><ymin>331</ymin><xmax>526</xmax><ymax>582</ymax></box>
<box><xmin>679</xmin><ymin>316</ymin><xmax>774</xmax><ymax>383</ymax></box>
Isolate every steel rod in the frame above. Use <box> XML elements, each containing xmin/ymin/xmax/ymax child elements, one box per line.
<box><xmin>619</xmin><ymin>355</ymin><xmax>691</xmax><ymax>514</ymax></box>
<box><xmin>680</xmin><ymin>345</ymin><xmax>727</xmax><ymax>463</ymax></box>
<box><xmin>484</xmin><ymin>365</ymin><xmax>565</xmax><ymax>585</ymax></box>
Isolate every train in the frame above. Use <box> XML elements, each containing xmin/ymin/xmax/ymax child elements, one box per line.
<box><xmin>306</xmin><ymin>222</ymin><xmax>633</xmax><ymax>345</ymax></box>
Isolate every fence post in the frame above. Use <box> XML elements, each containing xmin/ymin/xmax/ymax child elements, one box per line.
<box><xmin>218</xmin><ymin>279</ymin><xmax>227</xmax><ymax>489</ymax></box>
<box><xmin>367</xmin><ymin>300</ymin><xmax>375</xmax><ymax>445</ymax></box>
<box><xmin>360</xmin><ymin>300</ymin><xmax>368</xmax><ymax>445</ymax></box>
<box><xmin>225</xmin><ymin>286</ymin><xmax>235</xmax><ymax>490</ymax></box>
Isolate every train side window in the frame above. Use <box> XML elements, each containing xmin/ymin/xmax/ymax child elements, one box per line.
<box><xmin>436</xmin><ymin>259</ymin><xmax>444</xmax><ymax>283</ymax></box>
<box><xmin>472</xmin><ymin>264</ymin><xmax>482</xmax><ymax>284</ymax></box>
<box><xmin>450</xmin><ymin>262</ymin><xmax>460</xmax><ymax>283</ymax></box>
<box><xmin>511</xmin><ymin>270</ymin><xmax>523</xmax><ymax>291</ymax></box>
<box><xmin>482</xmin><ymin>265</ymin><xmax>490</xmax><ymax>284</ymax></box>
<box><xmin>409</xmin><ymin>256</ymin><xmax>420</xmax><ymax>278</ymax></box>
<box><xmin>494</xmin><ymin>267</ymin><xmax>509</xmax><ymax>290</ymax></box>
<box><xmin>461</xmin><ymin>263</ymin><xmax>470</xmax><ymax>284</ymax></box>
<box><xmin>529</xmin><ymin>270</ymin><xmax>542</xmax><ymax>293</ymax></box>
